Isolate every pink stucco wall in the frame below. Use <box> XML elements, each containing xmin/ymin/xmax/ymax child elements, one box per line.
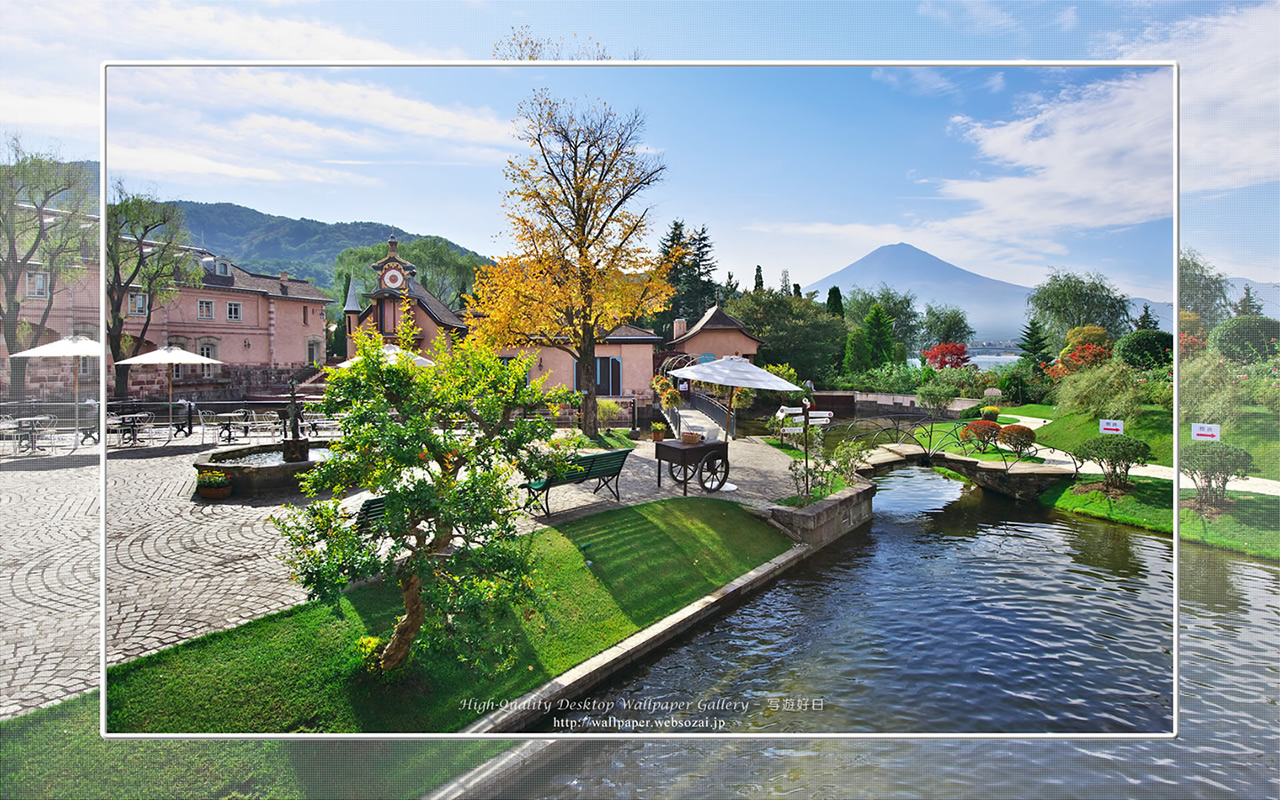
<box><xmin>674</xmin><ymin>329</ymin><xmax>759</xmax><ymax>361</ymax></box>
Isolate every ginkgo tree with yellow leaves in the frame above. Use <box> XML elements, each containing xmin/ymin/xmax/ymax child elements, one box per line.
<box><xmin>468</xmin><ymin>89</ymin><xmax>677</xmax><ymax>436</ymax></box>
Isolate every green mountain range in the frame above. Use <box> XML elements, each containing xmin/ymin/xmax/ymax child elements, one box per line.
<box><xmin>174</xmin><ymin>200</ymin><xmax>491</xmax><ymax>290</ymax></box>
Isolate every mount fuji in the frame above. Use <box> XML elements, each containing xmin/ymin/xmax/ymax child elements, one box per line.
<box><xmin>802</xmin><ymin>243</ymin><xmax>1172</xmax><ymax>343</ymax></box>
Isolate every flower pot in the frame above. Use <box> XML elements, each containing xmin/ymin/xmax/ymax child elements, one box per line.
<box><xmin>652</xmin><ymin>431</ymin><xmax>666</xmax><ymax>442</ymax></box>
<box><xmin>197</xmin><ymin>485</ymin><xmax>232</xmax><ymax>500</ymax></box>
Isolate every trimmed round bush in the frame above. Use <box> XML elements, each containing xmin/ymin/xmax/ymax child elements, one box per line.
<box><xmin>961</xmin><ymin>419</ymin><xmax>1002</xmax><ymax>452</ymax></box>
<box><xmin>997</xmin><ymin>424</ymin><xmax>1036</xmax><ymax>456</ymax></box>
<box><xmin>1113</xmin><ymin>329</ymin><xmax>1174</xmax><ymax>368</ymax></box>
<box><xmin>1074</xmin><ymin>434</ymin><xmax>1151</xmax><ymax>490</ymax></box>
<box><xmin>1182</xmin><ymin>440</ymin><xmax>1253</xmax><ymax>508</ymax></box>
<box><xmin>1206</xmin><ymin>315</ymin><xmax>1280</xmax><ymax>363</ymax></box>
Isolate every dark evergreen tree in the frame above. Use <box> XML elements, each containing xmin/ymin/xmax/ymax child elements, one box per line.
<box><xmin>1134</xmin><ymin>303</ymin><xmax>1160</xmax><ymax>330</ymax></box>
<box><xmin>719</xmin><ymin>271</ymin><xmax>741</xmax><ymax>302</ymax></box>
<box><xmin>826</xmin><ymin>286</ymin><xmax>844</xmax><ymax>318</ymax></box>
<box><xmin>753</xmin><ymin>264</ymin><xmax>764</xmax><ymax>293</ymax></box>
<box><xmin>843</xmin><ymin>283</ymin><xmax>922</xmax><ymax>354</ymax></box>
<box><xmin>863</xmin><ymin>302</ymin><xmax>896</xmax><ymax>369</ymax></box>
<box><xmin>792</xmin><ymin>283</ymin><xmax>801</xmax><ymax>298</ymax></box>
<box><xmin>1232</xmin><ymin>284</ymin><xmax>1265</xmax><ymax>317</ymax></box>
<box><xmin>683</xmin><ymin>224</ymin><xmax>718</xmax><ymax>316</ymax></box>
<box><xmin>1016</xmin><ymin>316</ymin><xmax>1053</xmax><ymax>375</ymax></box>
<box><xmin>843</xmin><ymin>325</ymin><xmax>869</xmax><ymax>374</ymax></box>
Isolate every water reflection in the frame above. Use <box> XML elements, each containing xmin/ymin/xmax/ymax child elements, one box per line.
<box><xmin>514</xmin><ymin>473</ymin><xmax>1278</xmax><ymax>799</ymax></box>
<box><xmin>534</xmin><ymin>468</ymin><xmax>1173</xmax><ymax>736</ymax></box>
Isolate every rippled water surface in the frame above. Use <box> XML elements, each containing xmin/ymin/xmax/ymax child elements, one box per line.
<box><xmin>513</xmin><ymin>467</ymin><xmax>1278</xmax><ymax>798</ymax></box>
<box><xmin>537</xmin><ymin>468</ymin><xmax>1174</xmax><ymax>735</ymax></box>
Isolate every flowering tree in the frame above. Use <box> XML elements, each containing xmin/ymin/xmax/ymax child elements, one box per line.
<box><xmin>1044</xmin><ymin>343</ymin><xmax>1112</xmax><ymax>381</ymax></box>
<box><xmin>922</xmin><ymin>341</ymin><xmax>971</xmax><ymax>369</ymax></box>
<box><xmin>272</xmin><ymin>315</ymin><xmax>577</xmax><ymax>675</ymax></box>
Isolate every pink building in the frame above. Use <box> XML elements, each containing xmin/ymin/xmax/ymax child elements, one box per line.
<box><xmin>112</xmin><ymin>251</ymin><xmax>332</xmax><ymax>400</ymax></box>
<box><xmin>666</xmin><ymin>305</ymin><xmax>763</xmax><ymax>363</ymax></box>
<box><xmin>344</xmin><ymin>235</ymin><xmax>663</xmax><ymax>404</ymax></box>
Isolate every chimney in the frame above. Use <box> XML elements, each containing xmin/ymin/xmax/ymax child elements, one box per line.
<box><xmin>279</xmin><ymin>271</ymin><xmax>289</xmax><ymax>281</ymax></box>
<box><xmin>672</xmin><ymin>318</ymin><xmax>687</xmax><ymax>339</ymax></box>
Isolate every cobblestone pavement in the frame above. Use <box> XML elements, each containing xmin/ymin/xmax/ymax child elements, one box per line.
<box><xmin>2</xmin><ymin>434</ymin><xmax>800</xmax><ymax>720</ymax></box>
<box><xmin>0</xmin><ymin>453</ymin><xmax>100</xmax><ymax>720</ymax></box>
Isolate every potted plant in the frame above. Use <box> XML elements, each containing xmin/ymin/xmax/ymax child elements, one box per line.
<box><xmin>196</xmin><ymin>469</ymin><xmax>232</xmax><ymax>499</ymax></box>
<box><xmin>651</xmin><ymin>421</ymin><xmax>668</xmax><ymax>442</ymax></box>
<box><xmin>980</xmin><ymin>405</ymin><xmax>1001</xmax><ymax>422</ymax></box>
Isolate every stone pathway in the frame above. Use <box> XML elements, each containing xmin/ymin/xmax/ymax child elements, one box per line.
<box><xmin>1</xmin><ymin>434</ymin><xmax>801</xmax><ymax>720</ymax></box>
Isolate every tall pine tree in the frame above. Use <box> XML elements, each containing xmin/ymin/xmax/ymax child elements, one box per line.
<box><xmin>1134</xmin><ymin>303</ymin><xmax>1160</xmax><ymax>330</ymax></box>
<box><xmin>1016</xmin><ymin>316</ymin><xmax>1054</xmax><ymax>374</ymax></box>
<box><xmin>1232</xmin><ymin>284</ymin><xmax>1264</xmax><ymax>317</ymax></box>
<box><xmin>863</xmin><ymin>303</ymin><xmax>896</xmax><ymax>369</ymax></box>
<box><xmin>826</xmin><ymin>286</ymin><xmax>844</xmax><ymax>318</ymax></box>
<box><xmin>753</xmin><ymin>265</ymin><xmax>765</xmax><ymax>293</ymax></box>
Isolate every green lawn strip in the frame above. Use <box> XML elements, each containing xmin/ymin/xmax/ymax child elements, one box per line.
<box><xmin>1180</xmin><ymin>406</ymin><xmax>1277</xmax><ymax>482</ymax></box>
<box><xmin>0</xmin><ymin>691</ymin><xmax>509</xmax><ymax>799</ymax></box>
<box><xmin>932</xmin><ymin>466</ymin><xmax>971</xmax><ymax>482</ymax></box>
<box><xmin>1178</xmin><ymin>490</ymin><xmax>1280</xmax><ymax>561</ymax></box>
<box><xmin>1038</xmin><ymin>473</ymin><xmax>1174</xmax><ymax>534</ymax></box>
<box><xmin>106</xmin><ymin>498</ymin><xmax>791</xmax><ymax>734</ymax></box>
<box><xmin>1032</xmin><ymin>404</ymin><xmax>1172</xmax><ymax>467</ymax></box>
<box><xmin>1006</xmin><ymin>403</ymin><xmax>1059</xmax><ymax>420</ymax></box>
<box><xmin>588</xmin><ymin>428</ymin><xmax>636</xmax><ymax>451</ymax></box>
<box><xmin>761</xmin><ymin>436</ymin><xmax>806</xmax><ymax>459</ymax></box>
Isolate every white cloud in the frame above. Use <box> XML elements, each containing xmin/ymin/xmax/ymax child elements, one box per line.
<box><xmin>1099</xmin><ymin>1</ymin><xmax>1280</xmax><ymax>195</ymax></box>
<box><xmin>872</xmin><ymin>67</ymin><xmax>961</xmax><ymax>97</ymax></box>
<box><xmin>1055</xmin><ymin>7</ymin><xmax>1079</xmax><ymax>33</ymax></box>
<box><xmin>917</xmin><ymin>0</ymin><xmax>1020</xmax><ymax>34</ymax></box>
<box><xmin>108</xmin><ymin>143</ymin><xmax>379</xmax><ymax>187</ymax></box>
<box><xmin>984</xmin><ymin>72</ymin><xmax>1005</xmax><ymax>93</ymax></box>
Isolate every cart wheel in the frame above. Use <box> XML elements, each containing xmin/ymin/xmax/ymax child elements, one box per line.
<box><xmin>667</xmin><ymin>461</ymin><xmax>695</xmax><ymax>484</ymax></box>
<box><xmin>698</xmin><ymin>452</ymin><xmax>728</xmax><ymax>491</ymax></box>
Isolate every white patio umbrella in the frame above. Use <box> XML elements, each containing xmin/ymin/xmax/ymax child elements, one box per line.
<box><xmin>335</xmin><ymin>343</ymin><xmax>433</xmax><ymax>369</ymax></box>
<box><xmin>115</xmin><ymin>346</ymin><xmax>224</xmax><ymax>439</ymax></box>
<box><xmin>9</xmin><ymin>335</ymin><xmax>101</xmax><ymax>449</ymax></box>
<box><xmin>668</xmin><ymin>355</ymin><xmax>803</xmax><ymax>438</ymax></box>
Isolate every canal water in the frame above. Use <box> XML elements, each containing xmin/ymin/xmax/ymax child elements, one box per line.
<box><xmin>536</xmin><ymin>467</ymin><xmax>1174</xmax><ymax>736</ymax></box>
<box><xmin>516</xmin><ymin>467</ymin><xmax>1278</xmax><ymax>798</ymax></box>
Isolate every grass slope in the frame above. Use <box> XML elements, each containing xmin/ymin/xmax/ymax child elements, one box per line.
<box><xmin>1032</xmin><ymin>404</ymin><xmax>1173</xmax><ymax>467</ymax></box>
<box><xmin>106</xmin><ymin>498</ymin><xmax>791</xmax><ymax>734</ymax></box>
<box><xmin>1038</xmin><ymin>474</ymin><xmax>1173</xmax><ymax>534</ymax></box>
<box><xmin>1</xmin><ymin>692</ymin><xmax>506</xmax><ymax>800</ymax></box>
<box><xmin>1178</xmin><ymin>490</ymin><xmax>1280</xmax><ymax>561</ymax></box>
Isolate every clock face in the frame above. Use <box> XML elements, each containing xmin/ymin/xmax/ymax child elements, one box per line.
<box><xmin>383</xmin><ymin>268</ymin><xmax>405</xmax><ymax>289</ymax></box>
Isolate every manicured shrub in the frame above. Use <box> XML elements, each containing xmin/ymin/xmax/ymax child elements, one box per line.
<box><xmin>1059</xmin><ymin>325</ymin><xmax>1112</xmax><ymax>360</ymax></box>
<box><xmin>1206</xmin><ymin>315</ymin><xmax>1280</xmax><ymax>363</ymax></box>
<box><xmin>1181</xmin><ymin>440</ymin><xmax>1253</xmax><ymax>509</ymax></box>
<box><xmin>961</xmin><ymin>419</ymin><xmax>1002</xmax><ymax>452</ymax></box>
<box><xmin>997</xmin><ymin>424</ymin><xmax>1036</xmax><ymax>456</ymax></box>
<box><xmin>916</xmin><ymin>382</ymin><xmax>958</xmax><ymax>418</ymax></box>
<box><xmin>1113</xmin><ymin>329</ymin><xmax>1174</xmax><ymax>369</ymax></box>
<box><xmin>1179</xmin><ymin>332</ymin><xmax>1207</xmax><ymax>359</ymax></box>
<box><xmin>1074</xmin><ymin>434</ymin><xmax>1151</xmax><ymax>490</ymax></box>
<box><xmin>596</xmin><ymin>399</ymin><xmax>622</xmax><ymax>425</ymax></box>
<box><xmin>1045</xmin><ymin>343</ymin><xmax>1112</xmax><ymax>381</ymax></box>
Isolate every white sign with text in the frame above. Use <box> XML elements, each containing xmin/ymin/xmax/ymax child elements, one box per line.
<box><xmin>1191</xmin><ymin>423</ymin><xmax>1221</xmax><ymax>441</ymax></box>
<box><xmin>1099</xmin><ymin>419</ymin><xmax>1124</xmax><ymax>434</ymax></box>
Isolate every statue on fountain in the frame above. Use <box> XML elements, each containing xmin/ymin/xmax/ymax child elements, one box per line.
<box><xmin>281</xmin><ymin>379</ymin><xmax>311</xmax><ymax>463</ymax></box>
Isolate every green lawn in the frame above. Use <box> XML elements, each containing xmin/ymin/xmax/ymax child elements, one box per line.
<box><xmin>1180</xmin><ymin>405</ymin><xmax>1277</xmax><ymax>481</ymax></box>
<box><xmin>588</xmin><ymin>427</ymin><xmax>637</xmax><ymax>450</ymax></box>
<box><xmin>1038</xmin><ymin>473</ymin><xmax>1174</xmax><ymax>534</ymax></box>
<box><xmin>106</xmin><ymin>498</ymin><xmax>791</xmax><ymax>734</ymax></box>
<box><xmin>1005</xmin><ymin>403</ymin><xmax>1060</xmax><ymax>420</ymax></box>
<box><xmin>1</xmin><ymin>692</ymin><xmax>507</xmax><ymax>799</ymax></box>
<box><xmin>1179</xmin><ymin>490</ymin><xmax>1280</xmax><ymax>560</ymax></box>
<box><xmin>1032</xmin><ymin>404</ymin><xmax>1173</xmax><ymax>467</ymax></box>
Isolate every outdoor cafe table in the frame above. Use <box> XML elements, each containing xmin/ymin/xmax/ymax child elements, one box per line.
<box><xmin>215</xmin><ymin>412</ymin><xmax>247</xmax><ymax>443</ymax></box>
<box><xmin>654</xmin><ymin>439</ymin><xmax>730</xmax><ymax>496</ymax></box>
<box><xmin>3</xmin><ymin>416</ymin><xmax>53</xmax><ymax>454</ymax></box>
<box><xmin>109</xmin><ymin>413</ymin><xmax>150</xmax><ymax>446</ymax></box>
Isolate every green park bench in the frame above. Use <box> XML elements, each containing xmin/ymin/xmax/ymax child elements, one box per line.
<box><xmin>520</xmin><ymin>448</ymin><xmax>634</xmax><ymax>516</ymax></box>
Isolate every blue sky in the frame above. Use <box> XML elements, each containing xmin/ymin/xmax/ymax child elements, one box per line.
<box><xmin>4</xmin><ymin>2</ymin><xmax>1277</xmax><ymax>304</ymax></box>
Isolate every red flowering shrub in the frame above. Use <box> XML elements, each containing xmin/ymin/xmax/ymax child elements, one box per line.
<box><xmin>997</xmin><ymin>424</ymin><xmax>1036</xmax><ymax>456</ymax></box>
<box><xmin>922</xmin><ymin>342</ymin><xmax>971</xmax><ymax>369</ymax></box>
<box><xmin>1179</xmin><ymin>332</ymin><xmax>1207</xmax><ymax>359</ymax></box>
<box><xmin>1044</xmin><ymin>343</ymin><xmax>1112</xmax><ymax>381</ymax></box>
<box><xmin>960</xmin><ymin>419</ymin><xmax>1002</xmax><ymax>452</ymax></box>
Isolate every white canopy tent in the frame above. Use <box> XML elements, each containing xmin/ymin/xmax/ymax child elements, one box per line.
<box><xmin>667</xmin><ymin>355</ymin><xmax>802</xmax><ymax>439</ymax></box>
<box><xmin>116</xmin><ymin>346</ymin><xmax>224</xmax><ymax>440</ymax></box>
<box><xmin>335</xmin><ymin>344</ymin><xmax>433</xmax><ymax>369</ymax></box>
<box><xmin>9</xmin><ymin>335</ymin><xmax>102</xmax><ymax>449</ymax></box>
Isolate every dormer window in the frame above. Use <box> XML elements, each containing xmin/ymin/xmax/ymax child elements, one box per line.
<box><xmin>216</xmin><ymin>260</ymin><xmax>230</xmax><ymax>276</ymax></box>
